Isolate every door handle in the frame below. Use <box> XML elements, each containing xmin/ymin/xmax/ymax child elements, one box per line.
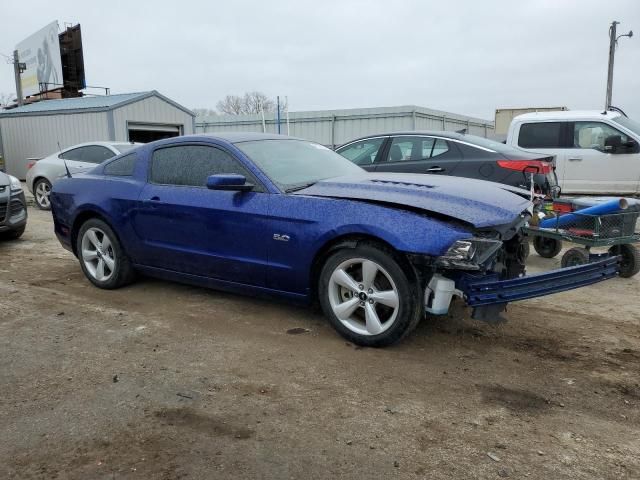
<box><xmin>568</xmin><ymin>157</ymin><xmax>582</xmax><ymax>162</ymax></box>
<box><xmin>427</xmin><ymin>166</ymin><xmax>445</xmax><ymax>173</ymax></box>
<box><xmin>142</xmin><ymin>196</ymin><xmax>161</xmax><ymax>209</ymax></box>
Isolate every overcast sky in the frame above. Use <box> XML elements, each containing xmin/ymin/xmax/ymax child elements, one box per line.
<box><xmin>1</xmin><ymin>0</ymin><xmax>639</xmax><ymax>119</ymax></box>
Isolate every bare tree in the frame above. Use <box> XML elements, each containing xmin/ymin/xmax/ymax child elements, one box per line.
<box><xmin>215</xmin><ymin>92</ymin><xmax>286</xmax><ymax>115</ymax></box>
<box><xmin>0</xmin><ymin>92</ymin><xmax>15</xmax><ymax>108</ymax></box>
<box><xmin>216</xmin><ymin>95</ymin><xmax>245</xmax><ymax>115</ymax></box>
<box><xmin>242</xmin><ymin>91</ymin><xmax>275</xmax><ymax>115</ymax></box>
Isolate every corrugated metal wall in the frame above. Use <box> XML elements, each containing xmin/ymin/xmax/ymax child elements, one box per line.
<box><xmin>0</xmin><ymin>112</ymin><xmax>109</xmax><ymax>178</ymax></box>
<box><xmin>112</xmin><ymin>96</ymin><xmax>195</xmax><ymax>141</ymax></box>
<box><xmin>196</xmin><ymin>105</ymin><xmax>494</xmax><ymax>147</ymax></box>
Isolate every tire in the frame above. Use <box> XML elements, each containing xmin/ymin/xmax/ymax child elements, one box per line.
<box><xmin>533</xmin><ymin>236</ymin><xmax>562</xmax><ymax>258</ymax></box>
<box><xmin>318</xmin><ymin>243</ymin><xmax>422</xmax><ymax>347</ymax></box>
<box><xmin>34</xmin><ymin>178</ymin><xmax>52</xmax><ymax>211</ymax></box>
<box><xmin>609</xmin><ymin>244</ymin><xmax>640</xmax><ymax>278</ymax></box>
<box><xmin>76</xmin><ymin>218</ymin><xmax>135</xmax><ymax>289</ymax></box>
<box><xmin>561</xmin><ymin>247</ymin><xmax>590</xmax><ymax>268</ymax></box>
<box><xmin>1</xmin><ymin>226</ymin><xmax>26</xmax><ymax>240</ymax></box>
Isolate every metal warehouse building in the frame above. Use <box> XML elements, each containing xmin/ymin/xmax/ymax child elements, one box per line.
<box><xmin>0</xmin><ymin>91</ymin><xmax>195</xmax><ymax>178</ymax></box>
<box><xmin>196</xmin><ymin>105</ymin><xmax>494</xmax><ymax>148</ymax></box>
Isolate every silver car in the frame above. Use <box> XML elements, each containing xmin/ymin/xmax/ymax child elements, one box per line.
<box><xmin>26</xmin><ymin>141</ymin><xmax>141</xmax><ymax>210</ymax></box>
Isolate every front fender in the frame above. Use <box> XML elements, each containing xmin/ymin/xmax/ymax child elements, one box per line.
<box><xmin>267</xmin><ymin>194</ymin><xmax>473</xmax><ymax>295</ymax></box>
<box><xmin>309</xmin><ymin>211</ymin><xmax>471</xmax><ymax>258</ymax></box>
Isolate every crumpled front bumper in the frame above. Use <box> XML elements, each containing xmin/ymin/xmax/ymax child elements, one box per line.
<box><xmin>455</xmin><ymin>255</ymin><xmax>619</xmax><ymax>321</ymax></box>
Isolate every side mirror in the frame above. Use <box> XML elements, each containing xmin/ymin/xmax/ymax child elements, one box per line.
<box><xmin>206</xmin><ymin>174</ymin><xmax>254</xmax><ymax>192</ymax></box>
<box><xmin>624</xmin><ymin>139</ymin><xmax>640</xmax><ymax>154</ymax></box>
<box><xmin>604</xmin><ymin>134</ymin><xmax>622</xmax><ymax>153</ymax></box>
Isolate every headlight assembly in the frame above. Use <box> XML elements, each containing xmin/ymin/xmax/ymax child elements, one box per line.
<box><xmin>436</xmin><ymin>238</ymin><xmax>503</xmax><ymax>270</ymax></box>
<box><xmin>8</xmin><ymin>175</ymin><xmax>22</xmax><ymax>193</ymax></box>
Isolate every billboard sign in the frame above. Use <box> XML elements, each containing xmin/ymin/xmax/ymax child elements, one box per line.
<box><xmin>16</xmin><ymin>21</ymin><xmax>63</xmax><ymax>97</ymax></box>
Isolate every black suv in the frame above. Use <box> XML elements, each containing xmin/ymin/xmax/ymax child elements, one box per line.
<box><xmin>0</xmin><ymin>170</ymin><xmax>28</xmax><ymax>239</ymax></box>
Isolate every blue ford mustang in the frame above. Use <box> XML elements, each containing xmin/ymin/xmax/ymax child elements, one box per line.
<box><xmin>51</xmin><ymin>133</ymin><xmax>619</xmax><ymax>346</ymax></box>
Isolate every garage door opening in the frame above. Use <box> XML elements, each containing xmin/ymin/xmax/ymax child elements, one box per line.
<box><xmin>127</xmin><ymin>123</ymin><xmax>182</xmax><ymax>143</ymax></box>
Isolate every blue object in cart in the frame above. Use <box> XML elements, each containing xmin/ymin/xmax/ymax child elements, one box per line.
<box><xmin>539</xmin><ymin>198</ymin><xmax>630</xmax><ymax>228</ymax></box>
<box><xmin>569</xmin><ymin>197</ymin><xmax>640</xmax><ymax>210</ymax></box>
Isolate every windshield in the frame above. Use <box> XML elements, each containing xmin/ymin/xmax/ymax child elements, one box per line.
<box><xmin>236</xmin><ymin>139</ymin><xmax>364</xmax><ymax>191</ymax></box>
<box><xmin>113</xmin><ymin>144</ymin><xmax>140</xmax><ymax>153</ymax></box>
<box><xmin>612</xmin><ymin>116</ymin><xmax>640</xmax><ymax>137</ymax></box>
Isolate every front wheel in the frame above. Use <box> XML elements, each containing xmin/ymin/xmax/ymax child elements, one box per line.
<box><xmin>318</xmin><ymin>243</ymin><xmax>422</xmax><ymax>347</ymax></box>
<box><xmin>609</xmin><ymin>244</ymin><xmax>640</xmax><ymax>278</ymax></box>
<box><xmin>77</xmin><ymin>219</ymin><xmax>135</xmax><ymax>289</ymax></box>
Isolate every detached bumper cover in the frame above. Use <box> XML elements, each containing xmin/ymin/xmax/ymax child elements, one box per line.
<box><xmin>458</xmin><ymin>256</ymin><xmax>619</xmax><ymax>307</ymax></box>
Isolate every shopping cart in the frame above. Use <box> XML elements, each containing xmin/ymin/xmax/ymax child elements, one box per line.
<box><xmin>524</xmin><ymin>209</ymin><xmax>640</xmax><ymax>278</ymax></box>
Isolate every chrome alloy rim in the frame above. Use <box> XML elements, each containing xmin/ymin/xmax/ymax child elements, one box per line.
<box><xmin>327</xmin><ymin>258</ymin><xmax>399</xmax><ymax>336</ymax></box>
<box><xmin>36</xmin><ymin>181</ymin><xmax>51</xmax><ymax>208</ymax></box>
<box><xmin>81</xmin><ymin>227</ymin><xmax>116</xmax><ymax>282</ymax></box>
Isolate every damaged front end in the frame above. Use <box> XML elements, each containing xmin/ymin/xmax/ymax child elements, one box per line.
<box><xmin>416</xmin><ymin>211</ymin><xmax>619</xmax><ymax>324</ymax></box>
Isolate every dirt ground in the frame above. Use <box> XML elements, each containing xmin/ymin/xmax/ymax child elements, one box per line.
<box><xmin>1</xmin><ymin>207</ymin><xmax>638</xmax><ymax>479</ymax></box>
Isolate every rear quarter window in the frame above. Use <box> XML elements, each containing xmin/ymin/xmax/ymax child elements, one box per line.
<box><xmin>518</xmin><ymin>122</ymin><xmax>564</xmax><ymax>148</ymax></box>
<box><xmin>104</xmin><ymin>153</ymin><xmax>137</xmax><ymax>176</ymax></box>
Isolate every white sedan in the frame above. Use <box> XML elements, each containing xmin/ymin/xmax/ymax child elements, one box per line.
<box><xmin>26</xmin><ymin>141</ymin><xmax>141</xmax><ymax>210</ymax></box>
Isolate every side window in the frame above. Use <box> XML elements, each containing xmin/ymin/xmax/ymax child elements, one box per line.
<box><xmin>518</xmin><ymin>122</ymin><xmax>564</xmax><ymax>148</ymax></box>
<box><xmin>573</xmin><ymin>122</ymin><xmax>629</xmax><ymax>151</ymax></box>
<box><xmin>150</xmin><ymin>145</ymin><xmax>262</xmax><ymax>190</ymax></box>
<box><xmin>104</xmin><ymin>153</ymin><xmax>137</xmax><ymax>176</ymax></box>
<box><xmin>81</xmin><ymin>145</ymin><xmax>118</xmax><ymax>164</ymax></box>
<box><xmin>431</xmin><ymin>139</ymin><xmax>449</xmax><ymax>158</ymax></box>
<box><xmin>385</xmin><ymin>136</ymin><xmax>446</xmax><ymax>162</ymax></box>
<box><xmin>59</xmin><ymin>147</ymin><xmax>85</xmax><ymax>161</ymax></box>
<box><xmin>385</xmin><ymin>137</ymin><xmax>427</xmax><ymax>162</ymax></box>
<box><xmin>387</xmin><ymin>138</ymin><xmax>413</xmax><ymax>162</ymax></box>
<box><xmin>337</xmin><ymin>138</ymin><xmax>385</xmax><ymax>165</ymax></box>
<box><xmin>420</xmin><ymin>138</ymin><xmax>436</xmax><ymax>158</ymax></box>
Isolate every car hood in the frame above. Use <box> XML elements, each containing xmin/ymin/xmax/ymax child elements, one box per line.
<box><xmin>294</xmin><ymin>173</ymin><xmax>532</xmax><ymax>228</ymax></box>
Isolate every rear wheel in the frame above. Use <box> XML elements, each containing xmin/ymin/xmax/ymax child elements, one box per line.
<box><xmin>318</xmin><ymin>243</ymin><xmax>422</xmax><ymax>347</ymax></box>
<box><xmin>533</xmin><ymin>236</ymin><xmax>562</xmax><ymax>258</ymax></box>
<box><xmin>609</xmin><ymin>244</ymin><xmax>640</xmax><ymax>278</ymax></box>
<box><xmin>34</xmin><ymin>179</ymin><xmax>52</xmax><ymax>210</ymax></box>
<box><xmin>77</xmin><ymin>219</ymin><xmax>135</xmax><ymax>289</ymax></box>
<box><xmin>561</xmin><ymin>247</ymin><xmax>590</xmax><ymax>268</ymax></box>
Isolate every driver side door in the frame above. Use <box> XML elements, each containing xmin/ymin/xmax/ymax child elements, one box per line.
<box><xmin>132</xmin><ymin>143</ymin><xmax>270</xmax><ymax>286</ymax></box>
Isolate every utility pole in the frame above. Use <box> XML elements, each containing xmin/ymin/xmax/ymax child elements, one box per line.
<box><xmin>276</xmin><ymin>96</ymin><xmax>281</xmax><ymax>134</ymax></box>
<box><xmin>285</xmin><ymin>96</ymin><xmax>290</xmax><ymax>135</ymax></box>
<box><xmin>13</xmin><ymin>50</ymin><xmax>26</xmax><ymax>106</ymax></box>
<box><xmin>604</xmin><ymin>21</ymin><xmax>633</xmax><ymax>110</ymax></box>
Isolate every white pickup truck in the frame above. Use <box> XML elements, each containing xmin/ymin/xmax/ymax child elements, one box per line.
<box><xmin>506</xmin><ymin>110</ymin><xmax>640</xmax><ymax>195</ymax></box>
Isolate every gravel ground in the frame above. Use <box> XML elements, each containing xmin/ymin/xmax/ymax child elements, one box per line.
<box><xmin>0</xmin><ymin>207</ymin><xmax>638</xmax><ymax>479</ymax></box>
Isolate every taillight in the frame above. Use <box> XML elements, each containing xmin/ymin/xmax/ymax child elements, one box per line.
<box><xmin>27</xmin><ymin>161</ymin><xmax>36</xmax><ymax>170</ymax></box>
<box><xmin>497</xmin><ymin>160</ymin><xmax>552</xmax><ymax>175</ymax></box>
